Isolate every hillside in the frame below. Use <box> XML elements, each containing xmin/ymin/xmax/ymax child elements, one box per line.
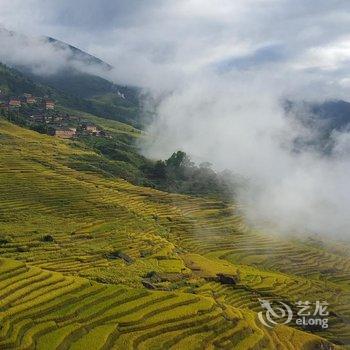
<box><xmin>46</xmin><ymin>36</ymin><xmax>113</xmax><ymax>70</ymax></box>
<box><xmin>0</xmin><ymin>27</ymin><xmax>142</xmax><ymax>126</ymax></box>
<box><xmin>285</xmin><ymin>99</ymin><xmax>350</xmax><ymax>155</ymax></box>
<box><xmin>0</xmin><ymin>63</ymin><xmax>53</xmax><ymax>97</ymax></box>
<box><xmin>0</xmin><ymin>63</ymin><xmax>237</xmax><ymax>201</ymax></box>
<box><xmin>0</xmin><ymin>117</ymin><xmax>349</xmax><ymax>349</ymax></box>
<box><xmin>23</xmin><ymin>68</ymin><xmax>142</xmax><ymax>126</ymax></box>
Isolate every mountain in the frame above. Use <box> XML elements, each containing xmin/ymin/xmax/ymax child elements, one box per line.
<box><xmin>46</xmin><ymin>36</ymin><xmax>113</xmax><ymax>70</ymax></box>
<box><xmin>310</xmin><ymin>99</ymin><xmax>350</xmax><ymax>131</ymax></box>
<box><xmin>0</xmin><ymin>26</ymin><xmax>111</xmax><ymax>69</ymax></box>
<box><xmin>27</xmin><ymin>67</ymin><xmax>142</xmax><ymax>126</ymax></box>
<box><xmin>0</xmin><ymin>27</ymin><xmax>142</xmax><ymax>126</ymax></box>
<box><xmin>285</xmin><ymin>99</ymin><xmax>350</xmax><ymax>154</ymax></box>
<box><xmin>286</xmin><ymin>99</ymin><xmax>350</xmax><ymax>132</ymax></box>
<box><xmin>0</xmin><ymin>62</ymin><xmax>53</xmax><ymax>97</ymax></box>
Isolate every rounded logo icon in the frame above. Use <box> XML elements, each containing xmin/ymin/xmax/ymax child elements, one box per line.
<box><xmin>258</xmin><ymin>299</ymin><xmax>293</xmax><ymax>328</ymax></box>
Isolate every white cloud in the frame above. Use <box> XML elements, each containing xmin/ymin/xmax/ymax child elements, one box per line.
<box><xmin>295</xmin><ymin>36</ymin><xmax>350</xmax><ymax>71</ymax></box>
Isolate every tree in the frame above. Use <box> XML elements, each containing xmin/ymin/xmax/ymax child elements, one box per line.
<box><xmin>166</xmin><ymin>151</ymin><xmax>193</xmax><ymax>168</ymax></box>
<box><xmin>153</xmin><ymin>160</ymin><xmax>166</xmax><ymax>179</ymax></box>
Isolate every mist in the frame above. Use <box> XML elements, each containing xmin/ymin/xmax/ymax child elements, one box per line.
<box><xmin>0</xmin><ymin>27</ymin><xmax>111</xmax><ymax>77</ymax></box>
<box><xmin>141</xmin><ymin>69</ymin><xmax>350</xmax><ymax>238</ymax></box>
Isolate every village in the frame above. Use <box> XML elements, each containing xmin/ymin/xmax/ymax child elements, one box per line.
<box><xmin>0</xmin><ymin>91</ymin><xmax>109</xmax><ymax>139</ymax></box>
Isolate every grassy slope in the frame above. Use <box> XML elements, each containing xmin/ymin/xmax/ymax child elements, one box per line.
<box><xmin>57</xmin><ymin>105</ymin><xmax>142</xmax><ymax>136</ymax></box>
<box><xmin>0</xmin><ymin>118</ymin><xmax>349</xmax><ymax>349</ymax></box>
<box><xmin>55</xmin><ymin>106</ymin><xmax>149</xmax><ymax>186</ymax></box>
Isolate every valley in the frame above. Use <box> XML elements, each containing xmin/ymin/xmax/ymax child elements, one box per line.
<box><xmin>0</xmin><ymin>117</ymin><xmax>349</xmax><ymax>349</ymax></box>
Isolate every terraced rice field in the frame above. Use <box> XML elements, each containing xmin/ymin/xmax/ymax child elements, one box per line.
<box><xmin>0</xmin><ymin>258</ymin><xmax>336</xmax><ymax>349</ymax></box>
<box><xmin>0</xmin><ymin>118</ymin><xmax>349</xmax><ymax>349</ymax></box>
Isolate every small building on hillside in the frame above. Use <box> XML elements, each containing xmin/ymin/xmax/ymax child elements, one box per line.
<box><xmin>26</xmin><ymin>96</ymin><xmax>36</xmax><ymax>104</ymax></box>
<box><xmin>80</xmin><ymin>123</ymin><xmax>105</xmax><ymax>136</ymax></box>
<box><xmin>44</xmin><ymin>100</ymin><xmax>55</xmax><ymax>110</ymax></box>
<box><xmin>9</xmin><ymin>99</ymin><xmax>21</xmax><ymax>108</ymax></box>
<box><xmin>54</xmin><ymin>128</ymin><xmax>76</xmax><ymax>139</ymax></box>
<box><xmin>85</xmin><ymin>124</ymin><xmax>98</xmax><ymax>133</ymax></box>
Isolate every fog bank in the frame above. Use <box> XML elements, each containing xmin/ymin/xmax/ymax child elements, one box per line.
<box><xmin>142</xmin><ymin>71</ymin><xmax>350</xmax><ymax>238</ymax></box>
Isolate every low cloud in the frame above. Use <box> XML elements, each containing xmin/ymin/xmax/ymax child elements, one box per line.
<box><xmin>0</xmin><ymin>27</ymin><xmax>112</xmax><ymax>77</ymax></box>
<box><xmin>142</xmin><ymin>70</ymin><xmax>350</xmax><ymax>238</ymax></box>
<box><xmin>0</xmin><ymin>27</ymin><xmax>67</xmax><ymax>75</ymax></box>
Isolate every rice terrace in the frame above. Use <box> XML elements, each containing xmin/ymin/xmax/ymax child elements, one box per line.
<box><xmin>0</xmin><ymin>1</ymin><xmax>350</xmax><ymax>349</ymax></box>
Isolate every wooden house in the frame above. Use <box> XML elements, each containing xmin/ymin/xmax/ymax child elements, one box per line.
<box><xmin>9</xmin><ymin>99</ymin><xmax>21</xmax><ymax>108</ymax></box>
<box><xmin>54</xmin><ymin>128</ymin><xmax>76</xmax><ymax>139</ymax></box>
<box><xmin>26</xmin><ymin>96</ymin><xmax>36</xmax><ymax>104</ymax></box>
<box><xmin>44</xmin><ymin>100</ymin><xmax>55</xmax><ymax>110</ymax></box>
<box><xmin>85</xmin><ymin>125</ymin><xmax>98</xmax><ymax>133</ymax></box>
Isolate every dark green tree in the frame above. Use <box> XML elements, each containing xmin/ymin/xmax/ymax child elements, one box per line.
<box><xmin>166</xmin><ymin>151</ymin><xmax>193</xmax><ymax>168</ymax></box>
<box><xmin>153</xmin><ymin>160</ymin><xmax>166</xmax><ymax>179</ymax></box>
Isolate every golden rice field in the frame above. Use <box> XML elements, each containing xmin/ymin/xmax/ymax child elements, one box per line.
<box><xmin>0</xmin><ymin>118</ymin><xmax>349</xmax><ymax>349</ymax></box>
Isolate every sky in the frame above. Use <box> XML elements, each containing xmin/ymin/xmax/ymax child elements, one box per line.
<box><xmin>1</xmin><ymin>1</ymin><xmax>350</xmax><ymax>237</ymax></box>
<box><xmin>1</xmin><ymin>1</ymin><xmax>350</xmax><ymax>92</ymax></box>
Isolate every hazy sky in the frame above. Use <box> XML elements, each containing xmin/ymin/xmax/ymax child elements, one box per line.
<box><xmin>1</xmin><ymin>1</ymin><xmax>350</xmax><ymax>92</ymax></box>
<box><xmin>1</xmin><ymin>1</ymin><xmax>350</xmax><ymax>237</ymax></box>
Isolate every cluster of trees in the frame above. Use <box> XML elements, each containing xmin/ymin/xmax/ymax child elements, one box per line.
<box><xmin>0</xmin><ymin>106</ymin><xmax>56</xmax><ymax>135</ymax></box>
<box><xmin>0</xmin><ymin>108</ymin><xmax>27</xmax><ymax>127</ymax></box>
<box><xmin>143</xmin><ymin>151</ymin><xmax>238</xmax><ymax>201</ymax></box>
<box><xmin>0</xmin><ymin>63</ymin><xmax>52</xmax><ymax>96</ymax></box>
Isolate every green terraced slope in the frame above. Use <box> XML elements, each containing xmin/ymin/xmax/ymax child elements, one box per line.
<box><xmin>0</xmin><ymin>258</ymin><xmax>336</xmax><ymax>349</ymax></box>
<box><xmin>0</xmin><ymin>117</ymin><xmax>349</xmax><ymax>349</ymax></box>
